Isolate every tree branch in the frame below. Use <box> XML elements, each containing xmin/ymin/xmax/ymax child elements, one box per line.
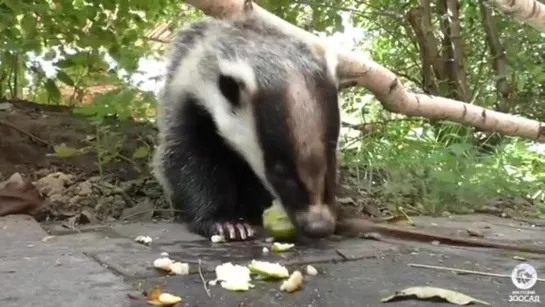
<box><xmin>486</xmin><ymin>0</ymin><xmax>545</xmax><ymax>32</ymax></box>
<box><xmin>184</xmin><ymin>0</ymin><xmax>545</xmax><ymax>141</ymax></box>
<box><xmin>480</xmin><ymin>2</ymin><xmax>513</xmax><ymax>113</ymax></box>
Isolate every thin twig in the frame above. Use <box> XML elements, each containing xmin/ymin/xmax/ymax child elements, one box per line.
<box><xmin>408</xmin><ymin>263</ymin><xmax>545</xmax><ymax>282</ymax></box>
<box><xmin>335</xmin><ymin>249</ymin><xmax>349</xmax><ymax>260</ymax></box>
<box><xmin>0</xmin><ymin>119</ymin><xmax>53</xmax><ymax>147</ymax></box>
<box><xmin>198</xmin><ymin>259</ymin><xmax>211</xmax><ymax>297</ymax></box>
<box><xmin>120</xmin><ymin>208</ymin><xmax>185</xmax><ymax>221</ymax></box>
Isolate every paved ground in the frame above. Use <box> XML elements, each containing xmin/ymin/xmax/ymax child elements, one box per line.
<box><xmin>1</xmin><ymin>214</ymin><xmax>544</xmax><ymax>307</ymax></box>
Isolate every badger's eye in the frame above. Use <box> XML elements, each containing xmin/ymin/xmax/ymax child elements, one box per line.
<box><xmin>218</xmin><ymin>74</ymin><xmax>243</xmax><ymax>108</ymax></box>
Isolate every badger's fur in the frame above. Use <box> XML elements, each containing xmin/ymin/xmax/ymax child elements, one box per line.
<box><xmin>152</xmin><ymin>14</ymin><xmax>341</xmax><ymax>241</ymax></box>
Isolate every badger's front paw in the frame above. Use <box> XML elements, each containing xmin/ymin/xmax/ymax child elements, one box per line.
<box><xmin>212</xmin><ymin>220</ymin><xmax>256</xmax><ymax>241</ymax></box>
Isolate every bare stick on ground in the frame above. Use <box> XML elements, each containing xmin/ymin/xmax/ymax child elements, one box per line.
<box><xmin>408</xmin><ymin>263</ymin><xmax>545</xmax><ymax>282</ymax></box>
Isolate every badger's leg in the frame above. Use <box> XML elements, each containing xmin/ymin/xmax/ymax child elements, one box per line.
<box><xmin>168</xmin><ymin>154</ymin><xmax>271</xmax><ymax>241</ymax></box>
<box><xmin>154</xmin><ymin>99</ymin><xmax>272</xmax><ymax>241</ymax></box>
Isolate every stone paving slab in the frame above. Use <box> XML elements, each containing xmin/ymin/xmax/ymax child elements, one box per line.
<box><xmin>133</xmin><ymin>247</ymin><xmax>545</xmax><ymax>307</ymax></box>
<box><xmin>410</xmin><ymin>214</ymin><xmax>545</xmax><ymax>244</ymax></box>
<box><xmin>1</xmin><ymin>215</ymin><xmax>544</xmax><ymax>307</ymax></box>
<box><xmin>0</xmin><ymin>253</ymin><xmax>133</xmax><ymax>307</ymax></box>
<box><xmin>0</xmin><ymin>215</ymin><xmax>133</xmax><ymax>307</ymax></box>
<box><xmin>87</xmin><ymin>237</ymin><xmax>399</xmax><ymax>278</ymax></box>
<box><xmin>82</xmin><ymin>221</ymin><xmax>402</xmax><ymax>278</ymax></box>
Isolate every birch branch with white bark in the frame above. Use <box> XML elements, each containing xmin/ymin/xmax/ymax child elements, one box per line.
<box><xmin>486</xmin><ymin>0</ymin><xmax>545</xmax><ymax>32</ymax></box>
<box><xmin>184</xmin><ymin>0</ymin><xmax>545</xmax><ymax>142</ymax></box>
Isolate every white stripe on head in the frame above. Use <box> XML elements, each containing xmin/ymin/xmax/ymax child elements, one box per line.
<box><xmin>185</xmin><ymin>59</ymin><xmax>268</xmax><ymax>189</ymax></box>
<box><xmin>217</xmin><ymin>58</ymin><xmax>258</xmax><ymax>94</ymax></box>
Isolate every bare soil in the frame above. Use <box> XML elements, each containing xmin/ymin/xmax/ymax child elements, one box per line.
<box><xmin>0</xmin><ymin>98</ymin><xmax>163</xmax><ymax>225</ymax></box>
<box><xmin>0</xmin><ymin>98</ymin><xmax>154</xmax><ymax>181</ymax></box>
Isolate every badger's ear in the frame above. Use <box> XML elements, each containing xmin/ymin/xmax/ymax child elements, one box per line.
<box><xmin>218</xmin><ymin>74</ymin><xmax>242</xmax><ymax>107</ymax></box>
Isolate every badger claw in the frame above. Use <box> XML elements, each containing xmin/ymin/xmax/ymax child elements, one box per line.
<box><xmin>212</xmin><ymin>221</ymin><xmax>255</xmax><ymax>241</ymax></box>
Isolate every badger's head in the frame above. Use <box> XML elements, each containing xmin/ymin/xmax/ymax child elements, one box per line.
<box><xmin>216</xmin><ymin>43</ymin><xmax>340</xmax><ymax>239</ymax></box>
<box><xmin>169</xmin><ymin>22</ymin><xmax>341</xmax><ymax>238</ymax></box>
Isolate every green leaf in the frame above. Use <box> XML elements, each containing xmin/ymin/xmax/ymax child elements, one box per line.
<box><xmin>44</xmin><ymin>79</ymin><xmax>61</xmax><ymax>102</ymax></box>
<box><xmin>55</xmin><ymin>58</ymin><xmax>76</xmax><ymax>69</ymax></box>
<box><xmin>20</xmin><ymin>14</ymin><xmax>36</xmax><ymax>37</ymax></box>
<box><xmin>73</xmin><ymin>104</ymin><xmax>99</xmax><ymax>116</ymax></box>
<box><xmin>132</xmin><ymin>146</ymin><xmax>150</xmax><ymax>159</ymax></box>
<box><xmin>56</xmin><ymin>70</ymin><xmax>75</xmax><ymax>86</ymax></box>
<box><xmin>47</xmin><ymin>144</ymin><xmax>82</xmax><ymax>158</ymax></box>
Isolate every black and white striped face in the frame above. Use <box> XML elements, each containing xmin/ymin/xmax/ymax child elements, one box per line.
<box><xmin>161</xmin><ymin>16</ymin><xmax>341</xmax><ymax>238</ymax></box>
<box><xmin>254</xmin><ymin>66</ymin><xmax>341</xmax><ymax>238</ymax></box>
<box><xmin>208</xmin><ymin>56</ymin><xmax>340</xmax><ymax>239</ymax></box>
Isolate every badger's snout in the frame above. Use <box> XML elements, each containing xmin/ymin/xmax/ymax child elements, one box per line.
<box><xmin>295</xmin><ymin>204</ymin><xmax>336</xmax><ymax>238</ymax></box>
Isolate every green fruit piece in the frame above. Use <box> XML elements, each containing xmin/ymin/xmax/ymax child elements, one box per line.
<box><xmin>262</xmin><ymin>201</ymin><xmax>297</xmax><ymax>239</ymax></box>
<box><xmin>220</xmin><ymin>280</ymin><xmax>254</xmax><ymax>291</ymax></box>
<box><xmin>248</xmin><ymin>260</ymin><xmax>289</xmax><ymax>279</ymax></box>
<box><xmin>271</xmin><ymin>242</ymin><xmax>295</xmax><ymax>253</ymax></box>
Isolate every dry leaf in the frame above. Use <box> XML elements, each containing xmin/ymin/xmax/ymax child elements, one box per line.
<box><xmin>47</xmin><ymin>144</ymin><xmax>85</xmax><ymax>158</ymax></box>
<box><xmin>336</xmin><ymin>197</ymin><xmax>355</xmax><ymax>205</ymax></box>
<box><xmin>0</xmin><ymin>173</ymin><xmax>49</xmax><ymax>220</ymax></box>
<box><xmin>466</xmin><ymin>229</ymin><xmax>484</xmax><ymax>237</ymax></box>
<box><xmin>61</xmin><ymin>210</ymin><xmax>97</xmax><ymax>229</ymax></box>
<box><xmin>132</xmin><ymin>146</ymin><xmax>150</xmax><ymax>159</ymax></box>
<box><xmin>381</xmin><ymin>286</ymin><xmax>490</xmax><ymax>305</ymax></box>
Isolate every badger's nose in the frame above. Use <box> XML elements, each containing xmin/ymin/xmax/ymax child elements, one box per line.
<box><xmin>295</xmin><ymin>204</ymin><xmax>336</xmax><ymax>238</ymax></box>
<box><xmin>302</xmin><ymin>218</ymin><xmax>335</xmax><ymax>238</ymax></box>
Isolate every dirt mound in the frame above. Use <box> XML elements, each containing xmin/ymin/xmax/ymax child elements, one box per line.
<box><xmin>0</xmin><ymin>98</ymin><xmax>155</xmax><ymax>181</ymax></box>
<box><xmin>0</xmin><ymin>98</ymin><xmax>168</xmax><ymax>225</ymax></box>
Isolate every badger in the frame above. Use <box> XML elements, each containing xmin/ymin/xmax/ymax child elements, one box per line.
<box><xmin>152</xmin><ymin>13</ymin><xmax>341</xmax><ymax>241</ymax></box>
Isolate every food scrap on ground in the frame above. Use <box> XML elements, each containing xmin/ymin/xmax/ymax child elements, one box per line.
<box><xmin>279</xmin><ymin>271</ymin><xmax>304</xmax><ymax>293</ymax></box>
<box><xmin>212</xmin><ymin>262</ymin><xmax>254</xmax><ymax>291</ymax></box>
<box><xmin>145</xmin><ymin>286</ymin><xmax>183</xmax><ymax>307</ymax></box>
<box><xmin>135</xmin><ymin>235</ymin><xmax>153</xmax><ymax>245</ymax></box>
<box><xmin>210</xmin><ymin>234</ymin><xmax>226</xmax><ymax>243</ymax></box>
<box><xmin>248</xmin><ymin>260</ymin><xmax>290</xmax><ymax>279</ymax></box>
<box><xmin>206</xmin><ymin>260</ymin><xmax>308</xmax><ymax>294</ymax></box>
<box><xmin>305</xmin><ymin>265</ymin><xmax>318</xmax><ymax>276</ymax></box>
<box><xmin>262</xmin><ymin>201</ymin><xmax>297</xmax><ymax>239</ymax></box>
<box><xmin>271</xmin><ymin>242</ymin><xmax>294</xmax><ymax>252</ymax></box>
<box><xmin>153</xmin><ymin>256</ymin><xmax>190</xmax><ymax>275</ymax></box>
<box><xmin>170</xmin><ymin>262</ymin><xmax>190</xmax><ymax>275</ymax></box>
<box><xmin>153</xmin><ymin>257</ymin><xmax>174</xmax><ymax>271</ymax></box>
<box><xmin>128</xmin><ymin>285</ymin><xmax>183</xmax><ymax>307</ymax></box>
